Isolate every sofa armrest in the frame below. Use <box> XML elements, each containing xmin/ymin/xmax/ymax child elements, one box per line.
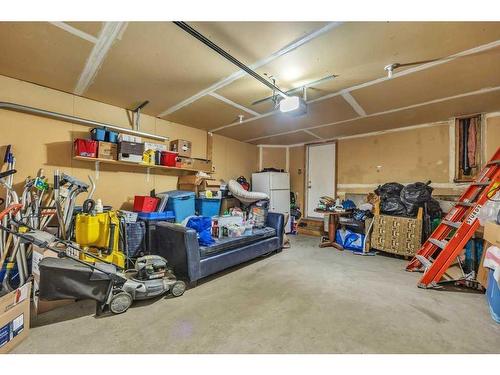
<box><xmin>266</xmin><ymin>212</ymin><xmax>285</xmax><ymax>247</ymax></box>
<box><xmin>152</xmin><ymin>222</ymin><xmax>201</xmax><ymax>282</ymax></box>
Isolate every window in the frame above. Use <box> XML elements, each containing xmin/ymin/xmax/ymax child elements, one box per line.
<box><xmin>454</xmin><ymin>114</ymin><xmax>482</xmax><ymax>182</ymax></box>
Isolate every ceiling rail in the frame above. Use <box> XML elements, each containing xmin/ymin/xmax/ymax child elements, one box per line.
<box><xmin>0</xmin><ymin>101</ymin><xmax>168</xmax><ymax>142</ymax></box>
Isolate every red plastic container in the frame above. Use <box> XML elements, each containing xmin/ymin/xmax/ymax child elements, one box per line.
<box><xmin>74</xmin><ymin>139</ymin><xmax>98</xmax><ymax>158</ymax></box>
<box><xmin>133</xmin><ymin>196</ymin><xmax>160</xmax><ymax>212</ymax></box>
<box><xmin>160</xmin><ymin>151</ymin><xmax>178</xmax><ymax>167</ymax></box>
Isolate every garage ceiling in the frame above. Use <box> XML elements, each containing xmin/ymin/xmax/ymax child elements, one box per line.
<box><xmin>0</xmin><ymin>21</ymin><xmax>499</xmax><ymax>145</ymax></box>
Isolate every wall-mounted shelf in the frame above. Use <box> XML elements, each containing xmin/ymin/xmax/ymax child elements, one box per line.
<box><xmin>73</xmin><ymin>156</ymin><xmax>207</xmax><ymax>174</ymax></box>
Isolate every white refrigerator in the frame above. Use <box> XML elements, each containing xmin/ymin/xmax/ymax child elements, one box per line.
<box><xmin>252</xmin><ymin>172</ymin><xmax>291</xmax><ymax>233</ymax></box>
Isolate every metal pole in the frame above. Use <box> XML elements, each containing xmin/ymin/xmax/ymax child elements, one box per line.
<box><xmin>173</xmin><ymin>22</ymin><xmax>289</xmax><ymax>99</ymax></box>
<box><xmin>0</xmin><ymin>102</ymin><xmax>167</xmax><ymax>142</ymax></box>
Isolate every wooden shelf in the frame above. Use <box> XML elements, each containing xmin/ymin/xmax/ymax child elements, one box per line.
<box><xmin>73</xmin><ymin>156</ymin><xmax>205</xmax><ymax>173</ymax></box>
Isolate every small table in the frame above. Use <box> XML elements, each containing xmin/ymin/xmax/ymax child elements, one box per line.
<box><xmin>315</xmin><ymin>209</ymin><xmax>351</xmax><ymax>250</ymax></box>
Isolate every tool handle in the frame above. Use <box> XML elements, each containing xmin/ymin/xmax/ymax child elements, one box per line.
<box><xmin>3</xmin><ymin>145</ymin><xmax>11</xmax><ymax>163</ymax></box>
<box><xmin>0</xmin><ymin>169</ymin><xmax>16</xmax><ymax>179</ymax></box>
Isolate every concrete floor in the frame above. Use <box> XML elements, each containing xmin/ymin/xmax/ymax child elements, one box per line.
<box><xmin>14</xmin><ymin>235</ymin><xmax>500</xmax><ymax>353</ymax></box>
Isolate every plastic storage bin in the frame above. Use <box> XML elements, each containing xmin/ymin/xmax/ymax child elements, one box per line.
<box><xmin>486</xmin><ymin>269</ymin><xmax>500</xmax><ymax>323</ymax></box>
<box><xmin>195</xmin><ymin>198</ymin><xmax>222</xmax><ymax>218</ymax></box>
<box><xmin>137</xmin><ymin>211</ymin><xmax>175</xmax><ymax>221</ymax></box>
<box><xmin>90</xmin><ymin>128</ymin><xmax>106</xmax><ymax>141</ymax></box>
<box><xmin>160</xmin><ymin>151</ymin><xmax>178</xmax><ymax>167</ymax></box>
<box><xmin>165</xmin><ymin>191</ymin><xmax>195</xmax><ymax>223</ymax></box>
<box><xmin>106</xmin><ymin>130</ymin><xmax>118</xmax><ymax>143</ymax></box>
<box><xmin>133</xmin><ymin>196</ymin><xmax>160</xmax><ymax>212</ymax></box>
<box><xmin>74</xmin><ymin>139</ymin><xmax>98</xmax><ymax>158</ymax></box>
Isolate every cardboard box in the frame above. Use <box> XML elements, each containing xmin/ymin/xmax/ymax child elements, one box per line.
<box><xmin>118</xmin><ymin>154</ymin><xmax>143</xmax><ymax>163</ymax></box>
<box><xmin>32</xmin><ymin>246</ymin><xmax>74</xmax><ymax>315</ymax></box>
<box><xmin>144</xmin><ymin>142</ymin><xmax>167</xmax><ymax>152</ymax></box>
<box><xmin>220</xmin><ymin>197</ymin><xmax>240</xmax><ymax>215</ymax></box>
<box><xmin>191</xmin><ymin>158</ymin><xmax>212</xmax><ymax>172</ymax></box>
<box><xmin>484</xmin><ymin>222</ymin><xmax>500</xmax><ymax>247</ymax></box>
<box><xmin>170</xmin><ymin>139</ymin><xmax>192</xmax><ymax>157</ymax></box>
<box><xmin>178</xmin><ymin>175</ymin><xmax>204</xmax><ymax>185</ymax></box>
<box><xmin>0</xmin><ymin>282</ymin><xmax>31</xmax><ymax>354</ymax></box>
<box><xmin>118</xmin><ymin>141</ymin><xmax>145</xmax><ymax>156</ymax></box>
<box><xmin>177</xmin><ymin>157</ymin><xmax>193</xmax><ymax>169</ymax></box>
<box><xmin>97</xmin><ymin>141</ymin><xmax>118</xmax><ymax>160</ymax></box>
<box><xmin>118</xmin><ymin>134</ymin><xmax>142</xmax><ymax>143</ymax></box>
<box><xmin>203</xmin><ymin>179</ymin><xmax>221</xmax><ymax>192</ymax></box>
<box><xmin>476</xmin><ymin>240</ymin><xmax>491</xmax><ymax>289</ymax></box>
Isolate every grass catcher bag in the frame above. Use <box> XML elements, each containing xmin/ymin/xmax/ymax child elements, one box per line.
<box><xmin>38</xmin><ymin>257</ymin><xmax>115</xmax><ymax>303</ymax></box>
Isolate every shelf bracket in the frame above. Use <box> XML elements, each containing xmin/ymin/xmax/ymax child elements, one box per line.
<box><xmin>146</xmin><ymin>167</ymin><xmax>151</xmax><ymax>182</ymax></box>
<box><xmin>95</xmin><ymin>160</ymin><xmax>100</xmax><ymax>180</ymax></box>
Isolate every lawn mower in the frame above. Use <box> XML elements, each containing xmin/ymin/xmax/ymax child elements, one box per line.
<box><xmin>0</xmin><ymin>220</ymin><xmax>186</xmax><ymax>314</ymax></box>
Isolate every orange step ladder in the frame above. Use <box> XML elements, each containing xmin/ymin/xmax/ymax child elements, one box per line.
<box><xmin>406</xmin><ymin>147</ymin><xmax>500</xmax><ymax>288</ymax></box>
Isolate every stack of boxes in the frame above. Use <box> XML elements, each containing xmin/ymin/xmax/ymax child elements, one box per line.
<box><xmin>117</xmin><ymin>134</ymin><xmax>144</xmax><ymax>163</ymax></box>
<box><xmin>74</xmin><ymin>130</ymin><xmax>214</xmax><ymax>172</ymax></box>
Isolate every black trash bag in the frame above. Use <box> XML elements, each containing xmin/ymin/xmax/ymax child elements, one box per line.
<box><xmin>375</xmin><ymin>182</ymin><xmax>405</xmax><ymax>199</ymax></box>
<box><xmin>400</xmin><ymin>181</ymin><xmax>433</xmax><ymax>216</ymax></box>
<box><xmin>427</xmin><ymin>198</ymin><xmax>443</xmax><ymax>220</ymax></box>
<box><xmin>380</xmin><ymin>197</ymin><xmax>408</xmax><ymax>216</ymax></box>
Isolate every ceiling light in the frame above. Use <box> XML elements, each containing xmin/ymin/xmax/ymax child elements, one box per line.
<box><xmin>279</xmin><ymin>96</ymin><xmax>307</xmax><ymax>116</ymax></box>
<box><xmin>281</xmin><ymin>67</ymin><xmax>302</xmax><ymax>81</ymax></box>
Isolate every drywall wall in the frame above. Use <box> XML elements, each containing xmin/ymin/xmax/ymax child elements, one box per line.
<box><xmin>289</xmin><ymin>145</ymin><xmax>305</xmax><ymax>210</ymax></box>
<box><xmin>486</xmin><ymin>115</ymin><xmax>500</xmax><ymax>160</ymax></box>
<box><xmin>212</xmin><ymin>134</ymin><xmax>259</xmax><ymax>182</ymax></box>
<box><xmin>338</xmin><ymin>124</ymin><xmax>450</xmax><ymax>185</ymax></box>
<box><xmin>336</xmin><ymin>116</ymin><xmax>500</xmax><ymax>195</ymax></box>
<box><xmin>261</xmin><ymin>147</ymin><xmax>287</xmax><ymax>171</ymax></box>
<box><xmin>0</xmin><ymin>75</ymin><xmax>258</xmax><ymax>209</ymax></box>
<box><xmin>285</xmin><ymin>115</ymin><xmax>500</xmax><ymax>202</ymax></box>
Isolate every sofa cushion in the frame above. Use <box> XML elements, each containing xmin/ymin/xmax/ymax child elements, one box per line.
<box><xmin>199</xmin><ymin>227</ymin><xmax>276</xmax><ymax>258</ymax></box>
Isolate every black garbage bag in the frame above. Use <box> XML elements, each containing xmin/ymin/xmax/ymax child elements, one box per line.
<box><xmin>400</xmin><ymin>181</ymin><xmax>433</xmax><ymax>216</ymax></box>
<box><xmin>427</xmin><ymin>198</ymin><xmax>443</xmax><ymax>220</ymax></box>
<box><xmin>375</xmin><ymin>182</ymin><xmax>405</xmax><ymax>199</ymax></box>
<box><xmin>380</xmin><ymin>197</ymin><xmax>408</xmax><ymax>216</ymax></box>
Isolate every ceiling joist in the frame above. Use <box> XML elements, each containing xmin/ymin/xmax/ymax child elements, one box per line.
<box><xmin>303</xmin><ymin>129</ymin><xmax>323</xmax><ymax>139</ymax></box>
<box><xmin>74</xmin><ymin>22</ymin><xmax>128</xmax><ymax>96</ymax></box>
<box><xmin>157</xmin><ymin>21</ymin><xmax>343</xmax><ymax>118</ymax></box>
<box><xmin>244</xmin><ymin>85</ymin><xmax>500</xmax><ymax>143</ymax></box>
<box><xmin>49</xmin><ymin>22</ymin><xmax>98</xmax><ymax>44</ymax></box>
<box><xmin>208</xmin><ymin>92</ymin><xmax>259</xmax><ymax>116</ymax></box>
<box><xmin>341</xmin><ymin>92</ymin><xmax>366</xmax><ymax>116</ymax></box>
<box><xmin>212</xmin><ymin>38</ymin><xmax>500</xmax><ymax>134</ymax></box>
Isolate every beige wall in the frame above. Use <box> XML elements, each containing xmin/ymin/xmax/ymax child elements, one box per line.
<box><xmin>261</xmin><ymin>147</ymin><xmax>287</xmax><ymax>171</ymax></box>
<box><xmin>283</xmin><ymin>115</ymin><xmax>500</xmax><ymax>200</ymax></box>
<box><xmin>486</xmin><ymin>115</ymin><xmax>500</xmax><ymax>160</ymax></box>
<box><xmin>212</xmin><ymin>134</ymin><xmax>259</xmax><ymax>182</ymax></box>
<box><xmin>289</xmin><ymin>145</ymin><xmax>305</xmax><ymax>210</ymax></box>
<box><xmin>338</xmin><ymin>116</ymin><xmax>499</xmax><ymax>195</ymax></box>
<box><xmin>0</xmin><ymin>75</ymin><xmax>258</xmax><ymax>209</ymax></box>
<box><xmin>338</xmin><ymin>124</ymin><xmax>450</xmax><ymax>185</ymax></box>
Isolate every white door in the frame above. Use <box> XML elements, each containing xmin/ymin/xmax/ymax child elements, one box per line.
<box><xmin>306</xmin><ymin>142</ymin><xmax>336</xmax><ymax>219</ymax></box>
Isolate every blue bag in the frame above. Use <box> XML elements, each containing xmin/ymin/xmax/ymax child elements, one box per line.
<box><xmin>186</xmin><ymin>216</ymin><xmax>215</xmax><ymax>246</ymax></box>
<box><xmin>335</xmin><ymin>228</ymin><xmax>365</xmax><ymax>251</ymax></box>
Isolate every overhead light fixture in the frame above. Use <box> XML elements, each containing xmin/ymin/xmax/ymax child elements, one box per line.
<box><xmin>279</xmin><ymin>96</ymin><xmax>307</xmax><ymax>116</ymax></box>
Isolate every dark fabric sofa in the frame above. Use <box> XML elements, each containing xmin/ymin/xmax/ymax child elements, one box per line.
<box><xmin>151</xmin><ymin>212</ymin><xmax>284</xmax><ymax>286</ymax></box>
